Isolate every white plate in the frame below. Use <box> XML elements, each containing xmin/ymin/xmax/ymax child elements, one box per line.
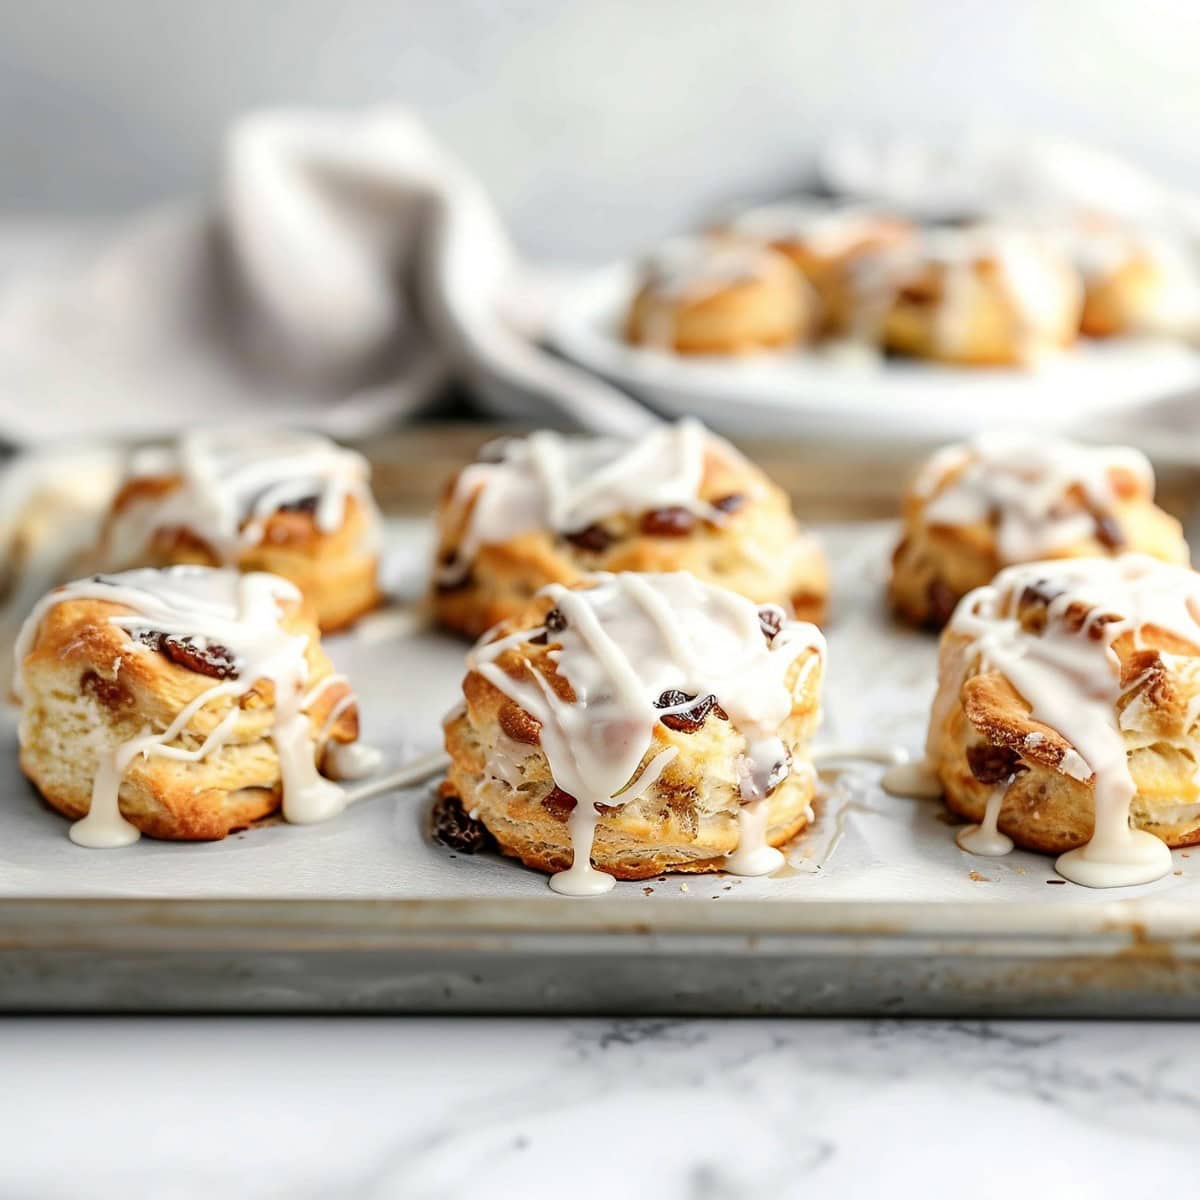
<box><xmin>547</xmin><ymin>263</ymin><xmax>1200</xmax><ymax>440</ymax></box>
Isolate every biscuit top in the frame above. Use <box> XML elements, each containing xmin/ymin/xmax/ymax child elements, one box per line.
<box><xmin>730</xmin><ymin>202</ymin><xmax>897</xmax><ymax>255</ymax></box>
<box><xmin>440</xmin><ymin>420</ymin><xmax>736</xmax><ymax>580</ymax></box>
<box><xmin>915</xmin><ymin>432</ymin><xmax>1155</xmax><ymax>563</ymax></box>
<box><xmin>640</xmin><ymin>237</ymin><xmax>784</xmax><ymax>300</ymax></box>
<box><xmin>15</xmin><ymin>565</ymin><xmax>346</xmax><ymax>846</ymax></box>
<box><xmin>949</xmin><ymin>554</ymin><xmax>1200</xmax><ymax>886</ymax></box>
<box><xmin>469</xmin><ymin>571</ymin><xmax>823</xmax><ymax>894</ymax></box>
<box><xmin>107</xmin><ymin>430</ymin><xmax>378</xmax><ymax>563</ymax></box>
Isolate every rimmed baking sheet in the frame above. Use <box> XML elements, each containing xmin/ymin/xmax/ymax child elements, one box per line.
<box><xmin>4</xmin><ymin>518</ymin><xmax>1200</xmax><ymax>1014</ymax></box>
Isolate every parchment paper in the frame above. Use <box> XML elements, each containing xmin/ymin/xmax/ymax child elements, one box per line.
<box><xmin>3</xmin><ymin>518</ymin><xmax>1195</xmax><ymax>905</ymax></box>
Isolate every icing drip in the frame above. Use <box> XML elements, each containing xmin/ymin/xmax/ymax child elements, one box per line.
<box><xmin>948</xmin><ymin>555</ymin><xmax>1196</xmax><ymax>887</ymax></box>
<box><xmin>14</xmin><ymin>566</ymin><xmax>348</xmax><ymax>846</ymax></box>
<box><xmin>439</xmin><ymin>420</ymin><xmax>737</xmax><ymax>583</ymax></box>
<box><xmin>106</xmin><ymin>430</ymin><xmax>380</xmax><ymax>566</ymax></box>
<box><xmin>466</xmin><ymin>572</ymin><xmax>823</xmax><ymax>895</ymax></box>
<box><xmin>956</xmin><ymin>781</ymin><xmax>1015</xmax><ymax>857</ymax></box>
<box><xmin>917</xmin><ymin>433</ymin><xmax>1156</xmax><ymax>564</ymax></box>
<box><xmin>880</xmin><ymin>759</ymin><xmax>943</xmax><ymax>800</ymax></box>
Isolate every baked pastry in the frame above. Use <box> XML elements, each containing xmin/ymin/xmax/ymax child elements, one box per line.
<box><xmin>625</xmin><ymin>237</ymin><xmax>813</xmax><ymax>354</ymax></box>
<box><xmin>1068</xmin><ymin>228</ymin><xmax>1200</xmax><ymax>340</ymax></box>
<box><xmin>0</xmin><ymin>444</ymin><xmax>123</xmax><ymax>661</ymax></box>
<box><xmin>100</xmin><ymin>430</ymin><xmax>383</xmax><ymax>632</ymax></box>
<box><xmin>14</xmin><ymin>565</ymin><xmax>360</xmax><ymax>844</ymax></box>
<box><xmin>875</xmin><ymin>227</ymin><xmax>1083</xmax><ymax>365</ymax></box>
<box><xmin>926</xmin><ymin>554</ymin><xmax>1200</xmax><ymax>887</ymax></box>
<box><xmin>439</xmin><ymin>571</ymin><xmax>825</xmax><ymax>893</ymax></box>
<box><xmin>890</xmin><ymin>433</ymin><xmax>1188</xmax><ymax>630</ymax></box>
<box><xmin>728</xmin><ymin>201</ymin><xmax>912</xmax><ymax>335</ymax></box>
<box><xmin>432</xmin><ymin>419</ymin><xmax>829</xmax><ymax>638</ymax></box>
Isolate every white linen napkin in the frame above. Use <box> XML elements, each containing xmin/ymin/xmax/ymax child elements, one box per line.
<box><xmin>0</xmin><ymin>107</ymin><xmax>655</xmax><ymax>446</ymax></box>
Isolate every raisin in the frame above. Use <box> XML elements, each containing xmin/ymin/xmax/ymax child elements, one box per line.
<box><xmin>81</xmin><ymin>670</ymin><xmax>133</xmax><ymax>711</ymax></box>
<box><xmin>926</xmin><ymin>580</ymin><xmax>959</xmax><ymax>628</ymax></box>
<box><xmin>430</xmin><ymin>793</ymin><xmax>495</xmax><ymax>853</ymax></box>
<box><xmin>758</xmin><ymin>606</ymin><xmax>784</xmax><ymax>642</ymax></box>
<box><xmin>541</xmin><ymin>787</ymin><xmax>578</xmax><ymax>820</ymax></box>
<box><xmin>1092</xmin><ymin>511</ymin><xmax>1124</xmax><ymax>551</ymax></box>
<box><xmin>966</xmin><ymin>743</ymin><xmax>1026</xmax><ymax>785</ymax></box>
<box><xmin>140</xmin><ymin>631</ymin><xmax>239</xmax><ymax>680</ymax></box>
<box><xmin>654</xmin><ymin>689</ymin><xmax>728</xmax><ymax>733</ymax></box>
<box><xmin>275</xmin><ymin>494</ymin><xmax>319</xmax><ymax>515</ymax></box>
<box><xmin>564</xmin><ymin>524</ymin><xmax>614</xmax><ymax>553</ymax></box>
<box><xmin>711</xmin><ymin>493</ymin><xmax>745</xmax><ymax>515</ymax></box>
<box><xmin>640</xmin><ymin>507</ymin><xmax>696</xmax><ymax>537</ymax></box>
<box><xmin>545</xmin><ymin>607</ymin><xmax>567</xmax><ymax>633</ymax></box>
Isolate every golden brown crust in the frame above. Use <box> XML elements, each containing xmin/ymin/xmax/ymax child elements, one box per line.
<box><xmin>442</xmin><ymin>604</ymin><xmax>823</xmax><ymax>879</ymax></box>
<box><xmin>104</xmin><ymin>479</ymin><xmax>382</xmax><ymax>632</ymax></box>
<box><xmin>432</xmin><ymin>443</ymin><xmax>828</xmax><ymax>640</ymax></box>
<box><xmin>17</xmin><ymin>589</ymin><xmax>357</xmax><ymax>841</ymax></box>
<box><xmin>625</xmin><ymin>249</ymin><xmax>812</xmax><ymax>354</ymax></box>
<box><xmin>1080</xmin><ymin>254</ymin><xmax>1170</xmax><ymax>339</ymax></box>
<box><xmin>889</xmin><ymin>457</ymin><xmax>1188</xmax><ymax>631</ymax></box>
<box><xmin>928</xmin><ymin>614</ymin><xmax>1200</xmax><ymax>854</ymax></box>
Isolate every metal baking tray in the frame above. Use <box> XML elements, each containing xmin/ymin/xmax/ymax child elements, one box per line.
<box><xmin>4</xmin><ymin>433</ymin><xmax>1200</xmax><ymax>1016</ymax></box>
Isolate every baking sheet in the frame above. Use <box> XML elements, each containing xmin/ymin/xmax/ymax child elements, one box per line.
<box><xmin>4</xmin><ymin>517</ymin><xmax>1198</xmax><ymax>907</ymax></box>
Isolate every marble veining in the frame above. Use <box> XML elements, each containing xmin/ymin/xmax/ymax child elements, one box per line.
<box><xmin>3</xmin><ymin>1016</ymin><xmax>1199</xmax><ymax>1198</ymax></box>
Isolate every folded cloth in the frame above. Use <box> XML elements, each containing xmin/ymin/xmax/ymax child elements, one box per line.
<box><xmin>0</xmin><ymin>107</ymin><xmax>654</xmax><ymax>446</ymax></box>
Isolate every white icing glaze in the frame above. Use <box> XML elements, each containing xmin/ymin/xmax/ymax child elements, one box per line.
<box><xmin>880</xmin><ymin>759</ymin><xmax>943</xmax><ymax>800</ymax></box>
<box><xmin>955</xmin><ymin>781</ymin><xmax>1015</xmax><ymax>857</ymax></box>
<box><xmin>916</xmin><ymin>432</ymin><xmax>1155</xmax><ymax>564</ymax></box>
<box><xmin>439</xmin><ymin>420</ymin><xmax>738</xmax><ymax>583</ymax></box>
<box><xmin>14</xmin><ymin>566</ymin><xmax>349</xmax><ymax>846</ymax></box>
<box><xmin>324</xmin><ymin>741</ymin><xmax>384</xmax><ymax>781</ymax></box>
<box><xmin>105</xmin><ymin>430</ymin><xmax>380</xmax><ymax>567</ymax></box>
<box><xmin>465</xmin><ymin>572</ymin><xmax>824</xmax><ymax>895</ymax></box>
<box><xmin>948</xmin><ymin>554</ymin><xmax>1194</xmax><ymax>887</ymax></box>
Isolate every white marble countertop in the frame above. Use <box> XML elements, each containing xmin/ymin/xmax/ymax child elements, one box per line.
<box><xmin>3</xmin><ymin>1017</ymin><xmax>1197</xmax><ymax>1198</ymax></box>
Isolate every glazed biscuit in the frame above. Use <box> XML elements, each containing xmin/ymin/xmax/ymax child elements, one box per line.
<box><xmin>728</xmin><ymin>202</ymin><xmax>912</xmax><ymax>335</ymax></box>
<box><xmin>927</xmin><ymin>555</ymin><xmax>1200</xmax><ymax>885</ymax></box>
<box><xmin>100</xmin><ymin>431</ymin><xmax>383</xmax><ymax>632</ymax></box>
<box><xmin>625</xmin><ymin>237</ymin><xmax>813</xmax><ymax>354</ymax></box>
<box><xmin>15</xmin><ymin>567</ymin><xmax>358</xmax><ymax>842</ymax></box>
<box><xmin>890</xmin><ymin>433</ymin><xmax>1188</xmax><ymax>630</ymax></box>
<box><xmin>432</xmin><ymin>420</ymin><xmax>828</xmax><ymax>639</ymax></box>
<box><xmin>440</xmin><ymin>571</ymin><xmax>825</xmax><ymax>892</ymax></box>
<box><xmin>877</xmin><ymin>228</ymin><xmax>1082</xmax><ymax>366</ymax></box>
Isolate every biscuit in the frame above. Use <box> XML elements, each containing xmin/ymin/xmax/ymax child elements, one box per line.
<box><xmin>440</xmin><ymin>571</ymin><xmax>824</xmax><ymax>892</ymax></box>
<box><xmin>432</xmin><ymin>420</ymin><xmax>828</xmax><ymax>639</ymax></box>
<box><xmin>890</xmin><ymin>433</ymin><xmax>1188</xmax><ymax>630</ymax></box>
<box><xmin>927</xmin><ymin>555</ymin><xmax>1200</xmax><ymax>886</ymax></box>
<box><xmin>625</xmin><ymin>237</ymin><xmax>813</xmax><ymax>354</ymax></box>
<box><xmin>15</xmin><ymin>566</ymin><xmax>359</xmax><ymax>843</ymax></box>
<box><xmin>100</xmin><ymin>431</ymin><xmax>383</xmax><ymax>632</ymax></box>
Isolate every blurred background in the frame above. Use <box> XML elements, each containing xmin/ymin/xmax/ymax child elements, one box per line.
<box><xmin>3</xmin><ymin>0</ymin><xmax>1198</xmax><ymax>260</ymax></box>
